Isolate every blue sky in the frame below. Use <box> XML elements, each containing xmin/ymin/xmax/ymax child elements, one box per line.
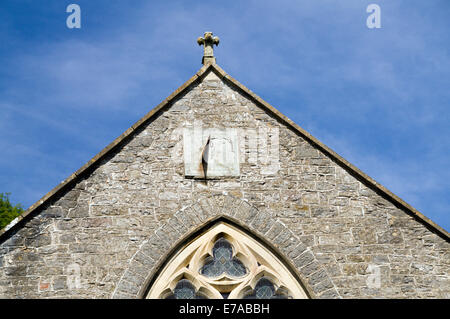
<box><xmin>0</xmin><ymin>0</ymin><xmax>449</xmax><ymax>231</ymax></box>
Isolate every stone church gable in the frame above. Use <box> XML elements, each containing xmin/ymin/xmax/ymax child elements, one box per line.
<box><xmin>0</xmin><ymin>41</ymin><xmax>449</xmax><ymax>298</ymax></box>
<box><xmin>113</xmin><ymin>195</ymin><xmax>334</xmax><ymax>299</ymax></box>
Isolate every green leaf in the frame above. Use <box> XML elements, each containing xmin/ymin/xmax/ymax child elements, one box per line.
<box><xmin>0</xmin><ymin>193</ymin><xmax>24</xmax><ymax>230</ymax></box>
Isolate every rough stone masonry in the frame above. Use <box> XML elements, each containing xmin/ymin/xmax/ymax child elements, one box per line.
<box><xmin>0</xmin><ymin>33</ymin><xmax>448</xmax><ymax>299</ymax></box>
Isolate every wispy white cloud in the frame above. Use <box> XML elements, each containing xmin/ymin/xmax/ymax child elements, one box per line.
<box><xmin>0</xmin><ymin>0</ymin><xmax>448</xmax><ymax>230</ymax></box>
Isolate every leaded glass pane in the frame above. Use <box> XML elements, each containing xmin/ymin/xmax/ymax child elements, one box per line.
<box><xmin>174</xmin><ymin>279</ymin><xmax>195</xmax><ymax>299</ymax></box>
<box><xmin>165</xmin><ymin>279</ymin><xmax>207</xmax><ymax>299</ymax></box>
<box><xmin>243</xmin><ymin>277</ymin><xmax>289</xmax><ymax>299</ymax></box>
<box><xmin>255</xmin><ymin>278</ymin><xmax>275</xmax><ymax>298</ymax></box>
<box><xmin>200</xmin><ymin>238</ymin><xmax>247</xmax><ymax>278</ymax></box>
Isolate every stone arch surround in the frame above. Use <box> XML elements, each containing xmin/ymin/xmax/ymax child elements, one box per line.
<box><xmin>112</xmin><ymin>194</ymin><xmax>341</xmax><ymax>299</ymax></box>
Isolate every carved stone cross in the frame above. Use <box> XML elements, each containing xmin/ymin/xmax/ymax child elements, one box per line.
<box><xmin>197</xmin><ymin>32</ymin><xmax>220</xmax><ymax>65</ymax></box>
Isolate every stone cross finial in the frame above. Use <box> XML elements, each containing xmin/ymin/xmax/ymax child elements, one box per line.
<box><xmin>197</xmin><ymin>32</ymin><xmax>220</xmax><ymax>65</ymax></box>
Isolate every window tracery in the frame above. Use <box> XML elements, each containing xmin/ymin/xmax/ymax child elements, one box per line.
<box><xmin>146</xmin><ymin>221</ymin><xmax>308</xmax><ymax>299</ymax></box>
<box><xmin>200</xmin><ymin>238</ymin><xmax>247</xmax><ymax>278</ymax></box>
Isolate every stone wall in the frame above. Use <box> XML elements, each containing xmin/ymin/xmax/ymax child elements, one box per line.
<box><xmin>0</xmin><ymin>68</ymin><xmax>448</xmax><ymax>298</ymax></box>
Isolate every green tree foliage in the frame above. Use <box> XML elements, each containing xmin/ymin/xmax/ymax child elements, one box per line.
<box><xmin>0</xmin><ymin>193</ymin><xmax>24</xmax><ymax>230</ymax></box>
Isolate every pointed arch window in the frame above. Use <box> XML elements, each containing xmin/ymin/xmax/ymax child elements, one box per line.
<box><xmin>146</xmin><ymin>221</ymin><xmax>309</xmax><ymax>299</ymax></box>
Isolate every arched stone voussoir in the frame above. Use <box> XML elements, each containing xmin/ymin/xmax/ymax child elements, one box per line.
<box><xmin>111</xmin><ymin>194</ymin><xmax>340</xmax><ymax>299</ymax></box>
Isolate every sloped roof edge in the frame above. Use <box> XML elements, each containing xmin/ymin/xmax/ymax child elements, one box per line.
<box><xmin>1</xmin><ymin>62</ymin><xmax>448</xmax><ymax>242</ymax></box>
